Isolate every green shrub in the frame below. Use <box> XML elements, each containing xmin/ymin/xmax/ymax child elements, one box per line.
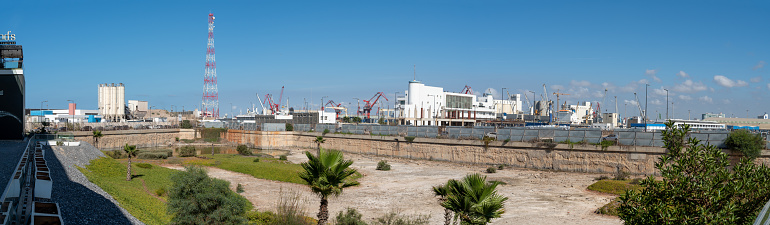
<box><xmin>181</xmin><ymin>120</ymin><xmax>193</xmax><ymax>129</ymax></box>
<box><xmin>371</xmin><ymin>212</ymin><xmax>430</xmax><ymax>225</ymax></box>
<box><xmin>155</xmin><ymin>187</ymin><xmax>166</xmax><ymax>197</ymax></box>
<box><xmin>619</xmin><ymin>121</ymin><xmax>770</xmax><ymax>224</ymax></box>
<box><xmin>175</xmin><ymin>137</ymin><xmax>180</xmax><ymax>142</ymax></box>
<box><xmin>596</xmin><ymin>197</ymin><xmax>621</xmax><ymax>216</ymax></box>
<box><xmin>725</xmin><ymin>129</ymin><xmax>765</xmax><ymax>160</ymax></box>
<box><xmin>181</xmin><ymin>139</ymin><xmax>195</xmax><ymax>143</ymax></box>
<box><xmin>497</xmin><ymin>164</ymin><xmax>504</xmax><ymax>170</ymax></box>
<box><xmin>285</xmin><ymin>123</ymin><xmax>294</xmax><ymax>131</ymax></box>
<box><xmin>237</xmin><ymin>183</ymin><xmax>244</xmax><ymax>193</ymax></box>
<box><xmin>56</xmin><ymin>141</ymin><xmax>63</xmax><ymax>146</ymax></box>
<box><xmin>237</xmin><ymin>145</ymin><xmax>252</xmax><ymax>156</ymax></box>
<box><xmin>486</xmin><ymin>167</ymin><xmax>497</xmax><ymax>173</ymax></box>
<box><xmin>335</xmin><ymin>208</ymin><xmax>367</xmax><ymax>225</ymax></box>
<box><xmin>613</xmin><ymin>170</ymin><xmax>629</xmax><ymax>181</ymax></box>
<box><xmin>595</xmin><ymin>175</ymin><xmax>610</xmax><ymax>181</ymax></box>
<box><xmin>376</xmin><ymin>160</ymin><xmax>391</xmax><ymax>171</ymax></box>
<box><xmin>168</xmin><ymin>166</ymin><xmax>252</xmax><ymax>225</ymax></box>
<box><xmin>587</xmin><ymin>180</ymin><xmax>642</xmax><ymax>195</ymax></box>
<box><xmin>104</xmin><ymin>150</ymin><xmax>126</xmax><ymax>159</ymax></box>
<box><xmin>404</xmin><ymin>136</ymin><xmax>416</xmax><ymax>143</ymax></box>
<box><xmin>247</xmin><ymin>211</ymin><xmax>275</xmax><ymax>224</ymax></box>
<box><xmin>136</xmin><ymin>163</ymin><xmax>153</xmax><ymax>169</ymax></box>
<box><xmin>599</xmin><ymin>140</ymin><xmax>614</xmax><ymax>150</ymax></box>
<box><xmin>137</xmin><ymin>152</ymin><xmax>169</xmax><ymax>159</ymax></box>
<box><xmin>279</xmin><ymin>155</ymin><xmax>288</xmax><ymax>161</ymax></box>
<box><xmin>253</xmin><ymin>158</ymin><xmax>260</xmax><ymax>163</ymax></box>
<box><xmin>177</xmin><ymin>146</ymin><xmax>196</xmax><ymax>157</ymax></box>
<box><xmin>323</xmin><ymin>129</ymin><xmax>330</xmax><ymax>135</ymax></box>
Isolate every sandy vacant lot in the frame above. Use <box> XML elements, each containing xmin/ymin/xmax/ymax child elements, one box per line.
<box><xmin>166</xmin><ymin>148</ymin><xmax>621</xmax><ymax>225</ymax></box>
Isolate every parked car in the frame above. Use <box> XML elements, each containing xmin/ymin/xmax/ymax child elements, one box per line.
<box><xmin>485</xmin><ymin>132</ymin><xmax>497</xmax><ymax>139</ymax></box>
<box><xmin>602</xmin><ymin>134</ymin><xmax>618</xmax><ymax>142</ymax></box>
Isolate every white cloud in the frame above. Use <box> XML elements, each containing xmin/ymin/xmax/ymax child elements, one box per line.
<box><xmin>673</xmin><ymin>79</ymin><xmax>708</xmax><ymax>93</ymax></box>
<box><xmin>646</xmin><ymin>69</ymin><xmax>661</xmax><ymax>82</ymax></box>
<box><xmin>767</xmin><ymin>83</ymin><xmax>770</xmax><ymax>90</ymax></box>
<box><xmin>699</xmin><ymin>95</ymin><xmax>713</xmax><ymax>103</ymax></box>
<box><xmin>754</xmin><ymin>60</ymin><xmax>766</xmax><ymax>70</ymax></box>
<box><xmin>751</xmin><ymin>76</ymin><xmax>762</xmax><ymax>83</ymax></box>
<box><xmin>479</xmin><ymin>88</ymin><xmax>499</xmax><ymax>99</ymax></box>
<box><xmin>676</xmin><ymin>71</ymin><xmax>689</xmax><ymax>78</ymax></box>
<box><xmin>624</xmin><ymin>99</ymin><xmax>638</xmax><ymax>105</ymax></box>
<box><xmin>713</xmin><ymin>75</ymin><xmax>748</xmax><ymax>88</ymax></box>
<box><xmin>678</xmin><ymin>95</ymin><xmax>692</xmax><ymax>101</ymax></box>
<box><xmin>570</xmin><ymin>80</ymin><xmax>592</xmax><ymax>87</ymax></box>
<box><xmin>652</xmin><ymin>87</ymin><xmax>669</xmax><ymax>96</ymax></box>
<box><xmin>722</xmin><ymin>99</ymin><xmax>730</xmax><ymax>104</ymax></box>
<box><xmin>650</xmin><ymin>99</ymin><xmax>663</xmax><ymax>105</ymax></box>
<box><xmin>638</xmin><ymin>79</ymin><xmax>649</xmax><ymax>85</ymax></box>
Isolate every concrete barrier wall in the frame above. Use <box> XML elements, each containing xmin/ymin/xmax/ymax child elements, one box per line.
<box><xmin>72</xmin><ymin>129</ymin><xmax>184</xmax><ymax>150</ymax></box>
<box><xmin>287</xmin><ymin>132</ymin><xmax>666</xmax><ymax>175</ymax></box>
<box><xmin>223</xmin><ymin>129</ymin><xmax>295</xmax><ymax>149</ymax></box>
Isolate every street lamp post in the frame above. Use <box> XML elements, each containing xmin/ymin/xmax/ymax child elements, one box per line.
<box><xmin>528</xmin><ymin>91</ymin><xmax>535</xmax><ymax>122</ymax></box>
<box><xmin>40</xmin><ymin>100</ymin><xmax>47</xmax><ymax>124</ymax></box>
<box><xmin>501</xmin><ymin>87</ymin><xmax>507</xmax><ymax>118</ymax></box>
<box><xmin>321</xmin><ymin>96</ymin><xmax>328</xmax><ymax>110</ymax></box>
<box><xmin>663</xmin><ymin>88</ymin><xmax>668</xmax><ymax>120</ymax></box>
<box><xmin>644</xmin><ymin>84</ymin><xmax>649</xmax><ymax>122</ymax></box>
<box><xmin>353</xmin><ymin>98</ymin><xmax>360</xmax><ymax>117</ymax></box>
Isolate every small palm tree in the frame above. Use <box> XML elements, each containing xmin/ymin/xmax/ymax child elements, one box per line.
<box><xmin>124</xmin><ymin>144</ymin><xmax>139</xmax><ymax>181</ymax></box>
<box><xmin>299</xmin><ymin>149</ymin><xmax>358</xmax><ymax>225</ymax></box>
<box><xmin>442</xmin><ymin>173</ymin><xmax>507</xmax><ymax>225</ymax></box>
<box><xmin>433</xmin><ymin>182</ymin><xmax>454</xmax><ymax>225</ymax></box>
<box><xmin>92</xmin><ymin>130</ymin><xmax>103</xmax><ymax>149</ymax></box>
<box><xmin>314</xmin><ymin>136</ymin><xmax>325</xmax><ymax>156</ymax></box>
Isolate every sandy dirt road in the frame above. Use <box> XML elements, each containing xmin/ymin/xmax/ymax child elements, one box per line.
<box><xmin>165</xmin><ymin>148</ymin><xmax>621</xmax><ymax>225</ymax></box>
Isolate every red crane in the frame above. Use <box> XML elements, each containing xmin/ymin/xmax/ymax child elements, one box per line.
<box><xmin>325</xmin><ymin>100</ymin><xmax>344</xmax><ymax>121</ymax></box>
<box><xmin>261</xmin><ymin>86</ymin><xmax>284</xmax><ymax>115</ymax></box>
<box><xmin>362</xmin><ymin>92</ymin><xmax>389</xmax><ymax>119</ymax></box>
<box><xmin>460</xmin><ymin>85</ymin><xmax>474</xmax><ymax>95</ymax></box>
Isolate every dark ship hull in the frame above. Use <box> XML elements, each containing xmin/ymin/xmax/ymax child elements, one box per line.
<box><xmin>0</xmin><ymin>69</ymin><xmax>24</xmax><ymax>140</ymax></box>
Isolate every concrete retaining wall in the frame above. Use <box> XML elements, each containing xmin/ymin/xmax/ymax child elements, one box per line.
<box><xmin>72</xmin><ymin>129</ymin><xmax>186</xmax><ymax>150</ymax></box>
<box><xmin>223</xmin><ymin>129</ymin><xmax>295</xmax><ymax>149</ymax></box>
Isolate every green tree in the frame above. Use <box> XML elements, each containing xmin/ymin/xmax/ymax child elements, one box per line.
<box><xmin>434</xmin><ymin>173</ymin><xmax>508</xmax><ymax>225</ymax></box>
<box><xmin>725</xmin><ymin>129</ymin><xmax>766</xmax><ymax>160</ymax></box>
<box><xmin>314</xmin><ymin>136</ymin><xmax>325</xmax><ymax>156</ymax></box>
<box><xmin>92</xmin><ymin>130</ymin><xmax>103</xmax><ymax>149</ymax></box>
<box><xmin>619</xmin><ymin>121</ymin><xmax>770</xmax><ymax>224</ymax></box>
<box><xmin>168</xmin><ymin>166</ymin><xmax>252</xmax><ymax>225</ymax></box>
<box><xmin>299</xmin><ymin>150</ymin><xmax>359</xmax><ymax>225</ymax></box>
<box><xmin>181</xmin><ymin>120</ymin><xmax>193</xmax><ymax>129</ymax></box>
<box><xmin>432</xmin><ymin>181</ymin><xmax>454</xmax><ymax>225</ymax></box>
<box><xmin>441</xmin><ymin>173</ymin><xmax>507</xmax><ymax>225</ymax></box>
<box><xmin>123</xmin><ymin>144</ymin><xmax>139</xmax><ymax>181</ymax></box>
<box><xmin>335</xmin><ymin>208</ymin><xmax>367</xmax><ymax>225</ymax></box>
<box><xmin>286</xmin><ymin>123</ymin><xmax>294</xmax><ymax>131</ymax></box>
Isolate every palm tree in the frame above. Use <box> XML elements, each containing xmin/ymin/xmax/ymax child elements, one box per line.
<box><xmin>124</xmin><ymin>144</ymin><xmax>139</xmax><ymax>181</ymax></box>
<box><xmin>92</xmin><ymin>130</ymin><xmax>103</xmax><ymax>149</ymax></box>
<box><xmin>442</xmin><ymin>173</ymin><xmax>508</xmax><ymax>225</ymax></box>
<box><xmin>314</xmin><ymin>136</ymin><xmax>325</xmax><ymax>156</ymax></box>
<box><xmin>433</xmin><ymin>182</ymin><xmax>454</xmax><ymax>225</ymax></box>
<box><xmin>299</xmin><ymin>149</ymin><xmax>359</xmax><ymax>225</ymax></box>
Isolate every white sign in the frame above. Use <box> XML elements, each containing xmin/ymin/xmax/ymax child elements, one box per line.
<box><xmin>1</xmin><ymin>31</ymin><xmax>15</xmax><ymax>41</ymax></box>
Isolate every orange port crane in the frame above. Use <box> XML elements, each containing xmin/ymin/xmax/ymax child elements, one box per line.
<box><xmin>324</xmin><ymin>100</ymin><xmax>346</xmax><ymax>121</ymax></box>
<box><xmin>460</xmin><ymin>85</ymin><xmax>474</xmax><ymax>95</ymax></box>
<box><xmin>362</xmin><ymin>92</ymin><xmax>389</xmax><ymax>119</ymax></box>
<box><xmin>261</xmin><ymin>86</ymin><xmax>284</xmax><ymax>115</ymax></box>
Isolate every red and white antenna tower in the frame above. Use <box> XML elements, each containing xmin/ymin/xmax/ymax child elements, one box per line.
<box><xmin>202</xmin><ymin>13</ymin><xmax>219</xmax><ymax>118</ymax></box>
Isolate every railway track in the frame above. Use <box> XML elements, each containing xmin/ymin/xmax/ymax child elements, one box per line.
<box><xmin>1</xmin><ymin>137</ymin><xmax>63</xmax><ymax>225</ymax></box>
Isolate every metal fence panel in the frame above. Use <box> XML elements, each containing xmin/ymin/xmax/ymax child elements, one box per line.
<box><xmin>635</xmin><ymin>138</ymin><xmax>653</xmax><ymax>146</ymax></box>
<box><xmin>569</xmin><ymin>131</ymin><xmax>585</xmax><ymax>138</ymax></box>
<box><xmin>653</xmin><ymin>139</ymin><xmax>665</xmax><ymax>147</ymax></box>
<box><xmin>586</xmin><ymin>131</ymin><xmax>603</xmax><ymax>139</ymax></box>
<box><xmin>618</xmin><ymin>131</ymin><xmax>635</xmax><ymax>139</ymax></box>
<box><xmin>554</xmin><ymin>136</ymin><xmax>569</xmax><ymax>143</ymax></box>
<box><xmin>511</xmin><ymin>129</ymin><xmax>525</xmax><ymax>136</ymax></box>
<box><xmin>708</xmin><ymin>133</ymin><xmax>728</xmax><ymax>141</ymax></box>
<box><xmin>538</xmin><ymin>130</ymin><xmax>555</xmax><ymax>139</ymax></box>
<box><xmin>524</xmin><ymin>130</ymin><xmax>539</xmax><ymax>136</ymax></box>
<box><xmin>635</xmin><ymin>132</ymin><xmax>654</xmax><ymax>139</ymax></box>
<box><xmin>689</xmin><ymin>133</ymin><xmax>709</xmax><ymax>141</ymax></box>
<box><xmin>554</xmin><ymin>130</ymin><xmax>570</xmax><ymax>138</ymax></box>
<box><xmin>619</xmin><ymin>139</ymin><xmax>635</xmax><ymax>146</ymax></box>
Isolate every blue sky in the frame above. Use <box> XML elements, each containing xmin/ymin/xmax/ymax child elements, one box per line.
<box><xmin>4</xmin><ymin>1</ymin><xmax>769</xmax><ymax>119</ymax></box>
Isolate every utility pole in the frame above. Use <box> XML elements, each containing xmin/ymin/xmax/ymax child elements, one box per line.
<box><xmin>501</xmin><ymin>87</ymin><xmax>507</xmax><ymax>117</ymax></box>
<box><xmin>353</xmin><ymin>98</ymin><xmax>360</xmax><ymax>116</ymax></box>
<box><xmin>528</xmin><ymin>91</ymin><xmax>535</xmax><ymax>122</ymax></box>
<box><xmin>688</xmin><ymin>110</ymin><xmax>691</xmax><ymax>120</ymax></box>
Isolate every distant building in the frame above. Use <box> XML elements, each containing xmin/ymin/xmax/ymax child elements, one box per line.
<box><xmin>601</xmin><ymin>113</ymin><xmax>619</xmax><ymax>128</ymax></box>
<box><xmin>704</xmin><ymin>117</ymin><xmax>770</xmax><ymax>130</ymax></box>
<box><xmin>128</xmin><ymin>100</ymin><xmax>148</xmax><ymax>119</ymax></box>
<box><xmin>702</xmin><ymin>112</ymin><xmax>725</xmax><ymax>120</ymax></box>
<box><xmin>396</xmin><ymin>80</ymin><xmax>499</xmax><ymax>126</ymax></box>
<box><xmin>758</xmin><ymin>113</ymin><xmax>769</xmax><ymax>120</ymax></box>
<box><xmin>493</xmin><ymin>94</ymin><xmax>522</xmax><ymax>117</ymax></box>
<box><xmin>98</xmin><ymin>83</ymin><xmax>125</xmax><ymax>122</ymax></box>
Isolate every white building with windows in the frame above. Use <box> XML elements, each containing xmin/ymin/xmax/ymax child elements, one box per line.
<box><xmin>396</xmin><ymin>80</ymin><xmax>497</xmax><ymax>126</ymax></box>
<box><xmin>493</xmin><ymin>94</ymin><xmax>522</xmax><ymax>117</ymax></box>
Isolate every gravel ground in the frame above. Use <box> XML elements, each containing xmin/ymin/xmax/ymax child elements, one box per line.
<box><xmin>0</xmin><ymin>140</ymin><xmax>26</xmax><ymax>197</ymax></box>
<box><xmin>166</xmin><ymin>147</ymin><xmax>621</xmax><ymax>225</ymax></box>
<box><xmin>47</xmin><ymin>142</ymin><xmax>144</xmax><ymax>225</ymax></box>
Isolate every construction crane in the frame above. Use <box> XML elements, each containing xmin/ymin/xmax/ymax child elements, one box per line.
<box><xmin>543</xmin><ymin>84</ymin><xmax>551</xmax><ymax>122</ymax></box>
<box><xmin>552</xmin><ymin>90</ymin><xmax>570</xmax><ymax>111</ymax></box>
<box><xmin>324</xmin><ymin>100</ymin><xmax>347</xmax><ymax>121</ymax></box>
<box><xmin>259</xmin><ymin>86</ymin><xmax>285</xmax><ymax>115</ymax></box>
<box><xmin>362</xmin><ymin>92</ymin><xmax>389</xmax><ymax>119</ymax></box>
<box><xmin>460</xmin><ymin>85</ymin><xmax>474</xmax><ymax>95</ymax></box>
<box><xmin>523</xmin><ymin>92</ymin><xmax>532</xmax><ymax>115</ymax></box>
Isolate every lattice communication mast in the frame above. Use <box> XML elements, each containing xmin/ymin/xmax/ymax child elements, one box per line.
<box><xmin>202</xmin><ymin>13</ymin><xmax>219</xmax><ymax>118</ymax></box>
